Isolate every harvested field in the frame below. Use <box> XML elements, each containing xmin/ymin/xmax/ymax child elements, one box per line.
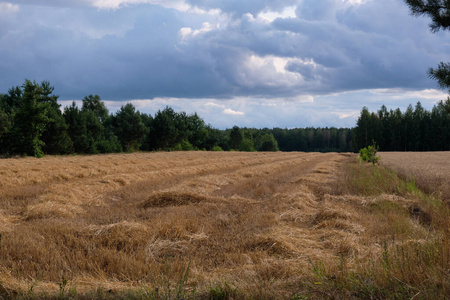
<box><xmin>379</xmin><ymin>152</ymin><xmax>450</xmax><ymax>202</ymax></box>
<box><xmin>0</xmin><ymin>152</ymin><xmax>448</xmax><ymax>299</ymax></box>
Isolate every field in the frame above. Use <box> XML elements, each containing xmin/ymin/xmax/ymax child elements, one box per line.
<box><xmin>379</xmin><ymin>152</ymin><xmax>450</xmax><ymax>203</ymax></box>
<box><xmin>0</xmin><ymin>152</ymin><xmax>448</xmax><ymax>299</ymax></box>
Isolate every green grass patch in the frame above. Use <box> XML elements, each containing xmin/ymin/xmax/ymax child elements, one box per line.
<box><xmin>342</xmin><ymin>162</ymin><xmax>405</xmax><ymax>196</ymax></box>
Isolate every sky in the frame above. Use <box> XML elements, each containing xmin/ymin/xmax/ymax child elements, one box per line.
<box><xmin>0</xmin><ymin>0</ymin><xmax>448</xmax><ymax>129</ymax></box>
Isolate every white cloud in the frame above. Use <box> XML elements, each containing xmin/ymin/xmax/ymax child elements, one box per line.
<box><xmin>369</xmin><ymin>88</ymin><xmax>448</xmax><ymax>100</ymax></box>
<box><xmin>179</xmin><ymin>27</ymin><xmax>193</xmax><ymax>41</ymax></box>
<box><xmin>0</xmin><ymin>2</ymin><xmax>19</xmax><ymax>14</ymax></box>
<box><xmin>237</xmin><ymin>54</ymin><xmax>306</xmax><ymax>88</ymax></box>
<box><xmin>343</xmin><ymin>0</ymin><xmax>368</xmax><ymax>7</ymax></box>
<box><xmin>91</xmin><ymin>0</ymin><xmax>189</xmax><ymax>11</ymax></box>
<box><xmin>223</xmin><ymin>108</ymin><xmax>244</xmax><ymax>115</ymax></box>
<box><xmin>204</xmin><ymin>102</ymin><xmax>226</xmax><ymax>109</ymax></box>
<box><xmin>332</xmin><ymin>111</ymin><xmax>360</xmax><ymax>119</ymax></box>
<box><xmin>257</xmin><ymin>6</ymin><xmax>296</xmax><ymax>23</ymax></box>
<box><xmin>179</xmin><ymin>22</ymin><xmax>218</xmax><ymax>42</ymax></box>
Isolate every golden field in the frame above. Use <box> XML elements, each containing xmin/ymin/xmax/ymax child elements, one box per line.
<box><xmin>379</xmin><ymin>152</ymin><xmax>450</xmax><ymax>203</ymax></box>
<box><xmin>0</xmin><ymin>152</ymin><xmax>448</xmax><ymax>299</ymax></box>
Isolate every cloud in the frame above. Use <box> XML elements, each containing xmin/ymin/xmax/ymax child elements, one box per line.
<box><xmin>6</xmin><ymin>0</ymin><xmax>92</xmax><ymax>8</ymax></box>
<box><xmin>223</xmin><ymin>108</ymin><xmax>244</xmax><ymax>115</ymax></box>
<box><xmin>8</xmin><ymin>0</ymin><xmax>190</xmax><ymax>10</ymax></box>
<box><xmin>235</xmin><ymin>54</ymin><xmax>304</xmax><ymax>89</ymax></box>
<box><xmin>91</xmin><ymin>0</ymin><xmax>190</xmax><ymax>11</ymax></box>
<box><xmin>3</xmin><ymin>0</ymin><xmax>446</xmax><ymax>100</ymax></box>
<box><xmin>0</xmin><ymin>3</ymin><xmax>20</xmax><ymax>34</ymax></box>
<box><xmin>369</xmin><ymin>88</ymin><xmax>448</xmax><ymax>100</ymax></box>
<box><xmin>186</xmin><ymin>0</ymin><xmax>299</xmax><ymax>16</ymax></box>
<box><xmin>257</xmin><ymin>6</ymin><xmax>296</xmax><ymax>23</ymax></box>
<box><xmin>179</xmin><ymin>21</ymin><xmax>218</xmax><ymax>42</ymax></box>
<box><xmin>295</xmin><ymin>0</ymin><xmax>337</xmax><ymax>21</ymax></box>
<box><xmin>0</xmin><ymin>3</ymin><xmax>19</xmax><ymax>13</ymax></box>
<box><xmin>1</xmin><ymin>0</ymin><xmax>449</xmax><ymax>128</ymax></box>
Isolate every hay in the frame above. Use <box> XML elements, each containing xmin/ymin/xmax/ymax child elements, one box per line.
<box><xmin>0</xmin><ymin>151</ymin><xmax>445</xmax><ymax>296</ymax></box>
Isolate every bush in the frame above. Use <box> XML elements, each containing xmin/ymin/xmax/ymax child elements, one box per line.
<box><xmin>212</xmin><ymin>145</ymin><xmax>223</xmax><ymax>151</ymax></box>
<box><xmin>173</xmin><ymin>139</ymin><xmax>194</xmax><ymax>151</ymax></box>
<box><xmin>258</xmin><ymin>133</ymin><xmax>279</xmax><ymax>152</ymax></box>
<box><xmin>359</xmin><ymin>142</ymin><xmax>379</xmax><ymax>165</ymax></box>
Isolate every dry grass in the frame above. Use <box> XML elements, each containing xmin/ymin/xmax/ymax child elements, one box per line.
<box><xmin>0</xmin><ymin>152</ymin><xmax>448</xmax><ymax>299</ymax></box>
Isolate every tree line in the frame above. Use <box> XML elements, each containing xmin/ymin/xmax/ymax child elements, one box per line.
<box><xmin>353</xmin><ymin>99</ymin><xmax>450</xmax><ymax>151</ymax></box>
<box><xmin>2</xmin><ymin>80</ymin><xmax>448</xmax><ymax>157</ymax></box>
<box><xmin>0</xmin><ymin>80</ymin><xmax>356</xmax><ymax>157</ymax></box>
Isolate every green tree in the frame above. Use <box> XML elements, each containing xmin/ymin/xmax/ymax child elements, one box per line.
<box><xmin>436</xmin><ymin>98</ymin><xmax>450</xmax><ymax>149</ymax></box>
<box><xmin>0</xmin><ymin>107</ymin><xmax>10</xmax><ymax>142</ymax></box>
<box><xmin>139</xmin><ymin>113</ymin><xmax>154</xmax><ymax>151</ymax></box>
<box><xmin>403</xmin><ymin>104</ymin><xmax>415</xmax><ymax>151</ymax></box>
<box><xmin>412</xmin><ymin>102</ymin><xmax>425</xmax><ymax>151</ymax></box>
<box><xmin>82</xmin><ymin>94</ymin><xmax>109</xmax><ymax>123</ymax></box>
<box><xmin>80</xmin><ymin>95</ymin><xmax>123</xmax><ymax>153</ymax></box>
<box><xmin>229</xmin><ymin>126</ymin><xmax>243</xmax><ymax>150</ymax></box>
<box><xmin>0</xmin><ymin>89</ymin><xmax>20</xmax><ymax>154</ymax></box>
<box><xmin>1</xmin><ymin>86</ymin><xmax>22</xmax><ymax>115</ymax></box>
<box><xmin>148</xmin><ymin>107</ymin><xmax>179</xmax><ymax>150</ymax></box>
<box><xmin>11</xmin><ymin>80</ymin><xmax>53</xmax><ymax>157</ymax></box>
<box><xmin>184</xmin><ymin>113</ymin><xmax>208</xmax><ymax>149</ymax></box>
<box><xmin>112</xmin><ymin>103</ymin><xmax>148</xmax><ymax>152</ymax></box>
<box><xmin>354</xmin><ymin>107</ymin><xmax>372</xmax><ymax>149</ymax></box>
<box><xmin>406</xmin><ymin>0</ymin><xmax>450</xmax><ymax>90</ymax></box>
<box><xmin>439</xmin><ymin>96</ymin><xmax>450</xmax><ymax>113</ymax></box>
<box><xmin>258</xmin><ymin>133</ymin><xmax>279</xmax><ymax>152</ymax></box>
<box><xmin>41</xmin><ymin>105</ymin><xmax>73</xmax><ymax>154</ymax></box>
<box><xmin>239</xmin><ymin>136</ymin><xmax>256</xmax><ymax>152</ymax></box>
<box><xmin>204</xmin><ymin>126</ymin><xmax>229</xmax><ymax>151</ymax></box>
<box><xmin>96</xmin><ymin>114</ymin><xmax>122</xmax><ymax>153</ymax></box>
<box><xmin>338</xmin><ymin>129</ymin><xmax>349</xmax><ymax>152</ymax></box>
<box><xmin>39</xmin><ymin>81</ymin><xmax>73</xmax><ymax>154</ymax></box>
<box><xmin>64</xmin><ymin>101</ymin><xmax>94</xmax><ymax>153</ymax></box>
<box><xmin>406</xmin><ymin>0</ymin><xmax>450</xmax><ymax>32</ymax></box>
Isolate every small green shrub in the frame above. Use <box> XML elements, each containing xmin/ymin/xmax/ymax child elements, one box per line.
<box><xmin>172</xmin><ymin>140</ymin><xmax>194</xmax><ymax>151</ymax></box>
<box><xmin>212</xmin><ymin>146</ymin><xmax>223</xmax><ymax>151</ymax></box>
<box><xmin>359</xmin><ymin>142</ymin><xmax>379</xmax><ymax>165</ymax></box>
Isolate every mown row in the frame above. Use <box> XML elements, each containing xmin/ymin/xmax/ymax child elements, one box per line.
<box><xmin>0</xmin><ymin>152</ymin><xmax>448</xmax><ymax>299</ymax></box>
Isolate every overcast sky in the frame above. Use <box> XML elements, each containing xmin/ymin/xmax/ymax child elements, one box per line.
<box><xmin>0</xmin><ymin>0</ymin><xmax>448</xmax><ymax>128</ymax></box>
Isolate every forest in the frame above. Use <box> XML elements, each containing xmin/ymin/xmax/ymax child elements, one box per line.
<box><xmin>354</xmin><ymin>100</ymin><xmax>450</xmax><ymax>151</ymax></box>
<box><xmin>0</xmin><ymin>79</ymin><xmax>448</xmax><ymax>157</ymax></box>
<box><xmin>0</xmin><ymin>80</ymin><xmax>354</xmax><ymax>156</ymax></box>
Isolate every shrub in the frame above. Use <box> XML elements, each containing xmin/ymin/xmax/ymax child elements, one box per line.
<box><xmin>173</xmin><ymin>140</ymin><xmax>194</xmax><ymax>151</ymax></box>
<box><xmin>359</xmin><ymin>142</ymin><xmax>379</xmax><ymax>165</ymax></box>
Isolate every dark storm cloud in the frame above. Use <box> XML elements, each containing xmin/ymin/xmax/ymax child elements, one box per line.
<box><xmin>0</xmin><ymin>0</ymin><xmax>448</xmax><ymax>102</ymax></box>
<box><xmin>0</xmin><ymin>2</ymin><xmax>233</xmax><ymax>99</ymax></box>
